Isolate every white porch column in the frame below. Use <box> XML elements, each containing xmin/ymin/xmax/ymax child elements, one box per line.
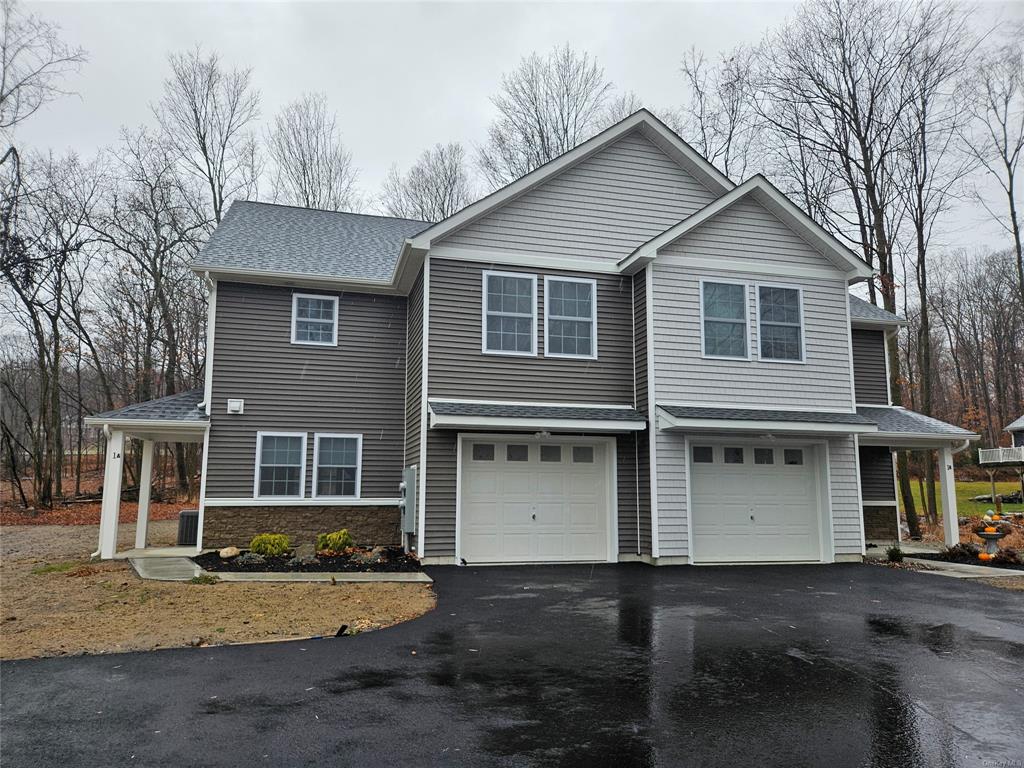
<box><xmin>98</xmin><ymin>429</ymin><xmax>125</xmax><ymax>559</ymax></box>
<box><xmin>939</xmin><ymin>445</ymin><xmax>959</xmax><ymax>547</ymax></box>
<box><xmin>135</xmin><ymin>439</ymin><xmax>154</xmax><ymax>550</ymax></box>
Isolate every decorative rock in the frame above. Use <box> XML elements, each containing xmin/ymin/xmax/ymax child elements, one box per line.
<box><xmin>218</xmin><ymin>546</ymin><xmax>241</xmax><ymax>559</ymax></box>
<box><xmin>287</xmin><ymin>555</ymin><xmax>320</xmax><ymax>568</ymax></box>
<box><xmin>352</xmin><ymin>546</ymin><xmax>387</xmax><ymax>565</ymax></box>
<box><xmin>235</xmin><ymin>552</ymin><xmax>266</xmax><ymax>567</ymax></box>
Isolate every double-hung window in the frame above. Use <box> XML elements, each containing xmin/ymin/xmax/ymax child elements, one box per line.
<box><xmin>255</xmin><ymin>432</ymin><xmax>306</xmax><ymax>498</ymax></box>
<box><xmin>313</xmin><ymin>434</ymin><xmax>361</xmax><ymax>498</ymax></box>
<box><xmin>482</xmin><ymin>271</ymin><xmax>536</xmax><ymax>355</ymax></box>
<box><xmin>701</xmin><ymin>280</ymin><xmax>748</xmax><ymax>358</ymax></box>
<box><xmin>292</xmin><ymin>293</ymin><xmax>338</xmax><ymax>345</ymax></box>
<box><xmin>545</xmin><ymin>276</ymin><xmax>597</xmax><ymax>359</ymax></box>
<box><xmin>758</xmin><ymin>285</ymin><xmax>804</xmax><ymax>362</ymax></box>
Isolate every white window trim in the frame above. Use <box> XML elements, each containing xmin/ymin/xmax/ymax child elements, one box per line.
<box><xmin>291</xmin><ymin>292</ymin><xmax>339</xmax><ymax>347</ymax></box>
<box><xmin>543</xmin><ymin>275</ymin><xmax>598</xmax><ymax>360</ymax></box>
<box><xmin>481</xmin><ymin>270</ymin><xmax>537</xmax><ymax>357</ymax></box>
<box><xmin>312</xmin><ymin>433</ymin><xmax>362</xmax><ymax>500</ymax></box>
<box><xmin>699</xmin><ymin>278</ymin><xmax>751</xmax><ymax>361</ymax></box>
<box><xmin>755</xmin><ymin>282</ymin><xmax>806</xmax><ymax>364</ymax></box>
<box><xmin>254</xmin><ymin>431</ymin><xmax>307</xmax><ymax>499</ymax></box>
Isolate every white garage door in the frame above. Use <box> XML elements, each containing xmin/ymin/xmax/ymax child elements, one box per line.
<box><xmin>460</xmin><ymin>439</ymin><xmax>611</xmax><ymax>564</ymax></box>
<box><xmin>690</xmin><ymin>443</ymin><xmax>822</xmax><ymax>563</ymax></box>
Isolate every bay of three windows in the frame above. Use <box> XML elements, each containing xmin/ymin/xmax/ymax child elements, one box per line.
<box><xmin>702</xmin><ymin>280</ymin><xmax>804</xmax><ymax>362</ymax></box>
<box><xmin>256</xmin><ymin>432</ymin><xmax>361</xmax><ymax>499</ymax></box>
<box><xmin>484</xmin><ymin>271</ymin><xmax>597</xmax><ymax>358</ymax></box>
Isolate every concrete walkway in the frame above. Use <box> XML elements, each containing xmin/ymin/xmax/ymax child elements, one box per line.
<box><xmin>128</xmin><ymin>556</ymin><xmax>432</xmax><ymax>583</ymax></box>
<box><xmin>129</xmin><ymin>557</ymin><xmax>201</xmax><ymax>581</ymax></box>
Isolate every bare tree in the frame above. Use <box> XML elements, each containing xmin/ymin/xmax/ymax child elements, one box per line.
<box><xmin>478</xmin><ymin>44</ymin><xmax>620</xmax><ymax>188</ymax></box>
<box><xmin>379</xmin><ymin>142</ymin><xmax>475</xmax><ymax>222</ymax></box>
<box><xmin>155</xmin><ymin>46</ymin><xmax>260</xmax><ymax>224</ymax></box>
<box><xmin>960</xmin><ymin>29</ymin><xmax>1024</xmax><ymax>306</ymax></box>
<box><xmin>678</xmin><ymin>46</ymin><xmax>759</xmax><ymax>179</ymax></box>
<box><xmin>265</xmin><ymin>92</ymin><xmax>359</xmax><ymax>212</ymax></box>
<box><xmin>0</xmin><ymin>0</ymin><xmax>86</xmax><ymax>132</ymax></box>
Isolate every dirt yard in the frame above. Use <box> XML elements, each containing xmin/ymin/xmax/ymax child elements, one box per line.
<box><xmin>0</xmin><ymin>522</ymin><xmax>435</xmax><ymax>660</ymax></box>
<box><xmin>978</xmin><ymin>577</ymin><xmax>1024</xmax><ymax>592</ymax></box>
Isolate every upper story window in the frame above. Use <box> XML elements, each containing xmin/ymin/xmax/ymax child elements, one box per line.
<box><xmin>482</xmin><ymin>271</ymin><xmax>536</xmax><ymax>356</ymax></box>
<box><xmin>255</xmin><ymin>432</ymin><xmax>306</xmax><ymax>498</ymax></box>
<box><xmin>701</xmin><ymin>280</ymin><xmax>748</xmax><ymax>359</ymax></box>
<box><xmin>292</xmin><ymin>293</ymin><xmax>338</xmax><ymax>346</ymax></box>
<box><xmin>313</xmin><ymin>434</ymin><xmax>361</xmax><ymax>498</ymax></box>
<box><xmin>758</xmin><ymin>285</ymin><xmax>804</xmax><ymax>362</ymax></box>
<box><xmin>545</xmin><ymin>276</ymin><xmax>597</xmax><ymax>359</ymax></box>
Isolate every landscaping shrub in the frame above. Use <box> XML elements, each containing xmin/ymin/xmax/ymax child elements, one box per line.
<box><xmin>235</xmin><ymin>552</ymin><xmax>266</xmax><ymax>567</ymax></box>
<box><xmin>189</xmin><ymin>574</ymin><xmax>219</xmax><ymax>585</ymax></box>
<box><xmin>317</xmin><ymin>529</ymin><xmax>354</xmax><ymax>553</ymax></box>
<box><xmin>940</xmin><ymin>542</ymin><xmax>981</xmax><ymax>560</ymax></box>
<box><xmin>249</xmin><ymin>533</ymin><xmax>290</xmax><ymax>557</ymax></box>
<box><xmin>886</xmin><ymin>546</ymin><xmax>904</xmax><ymax>563</ymax></box>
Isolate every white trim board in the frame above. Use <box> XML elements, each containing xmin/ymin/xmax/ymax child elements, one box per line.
<box><xmin>204</xmin><ymin>497</ymin><xmax>400</xmax><ymax>508</ymax></box>
<box><xmin>429</xmin><ymin>413</ymin><xmax>646</xmax><ymax>433</ymax></box>
<box><xmin>429</xmin><ymin>397</ymin><xmax>635</xmax><ymax>410</ymax></box>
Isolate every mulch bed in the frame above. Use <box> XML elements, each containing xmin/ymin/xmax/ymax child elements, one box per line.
<box><xmin>911</xmin><ymin>552</ymin><xmax>1024</xmax><ymax>571</ymax></box>
<box><xmin>194</xmin><ymin>547</ymin><xmax>422</xmax><ymax>574</ymax></box>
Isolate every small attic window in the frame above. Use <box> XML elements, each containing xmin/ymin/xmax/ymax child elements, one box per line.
<box><xmin>291</xmin><ymin>293</ymin><xmax>338</xmax><ymax>346</ymax></box>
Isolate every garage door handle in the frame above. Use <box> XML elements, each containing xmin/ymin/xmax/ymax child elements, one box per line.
<box><xmin>532</xmin><ymin>513</ymin><xmax>536</xmax><ymax>520</ymax></box>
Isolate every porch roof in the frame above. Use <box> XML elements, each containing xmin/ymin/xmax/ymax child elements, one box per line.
<box><xmin>428</xmin><ymin>400</ymin><xmax>646</xmax><ymax>432</ymax></box>
<box><xmin>856</xmin><ymin>405</ymin><xmax>977</xmax><ymax>447</ymax></box>
<box><xmin>84</xmin><ymin>389</ymin><xmax>208</xmax><ymax>443</ymax></box>
<box><xmin>656</xmin><ymin>405</ymin><xmax>877</xmax><ymax>435</ymax></box>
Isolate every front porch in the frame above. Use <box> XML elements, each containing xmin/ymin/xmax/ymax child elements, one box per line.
<box><xmin>83</xmin><ymin>389</ymin><xmax>208</xmax><ymax>559</ymax></box>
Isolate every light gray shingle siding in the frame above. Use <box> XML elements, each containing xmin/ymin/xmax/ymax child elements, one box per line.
<box><xmin>193</xmin><ymin>201</ymin><xmax>429</xmax><ymax>282</ymax></box>
<box><xmin>206</xmin><ymin>282</ymin><xmax>407</xmax><ymax>499</ymax></box>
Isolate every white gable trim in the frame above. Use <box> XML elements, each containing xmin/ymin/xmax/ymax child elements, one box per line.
<box><xmin>619</xmin><ymin>175</ymin><xmax>874</xmax><ymax>280</ymax></box>
<box><xmin>408</xmin><ymin>109</ymin><xmax>734</xmax><ymax>251</ymax></box>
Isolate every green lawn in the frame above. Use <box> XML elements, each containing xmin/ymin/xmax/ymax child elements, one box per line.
<box><xmin>900</xmin><ymin>480</ymin><xmax>1024</xmax><ymax>520</ymax></box>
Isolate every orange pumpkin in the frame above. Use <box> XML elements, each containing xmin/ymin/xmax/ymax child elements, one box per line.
<box><xmin>992</xmin><ymin>515</ymin><xmax>1002</xmax><ymax>521</ymax></box>
<box><xmin>979</xmin><ymin>553</ymin><xmax>993</xmax><ymax>561</ymax></box>
<box><xmin>984</xmin><ymin>526</ymin><xmax>998</xmax><ymax>533</ymax></box>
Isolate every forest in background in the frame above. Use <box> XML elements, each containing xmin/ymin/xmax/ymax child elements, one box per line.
<box><xmin>2</xmin><ymin>0</ymin><xmax>1022</xmax><ymax>538</ymax></box>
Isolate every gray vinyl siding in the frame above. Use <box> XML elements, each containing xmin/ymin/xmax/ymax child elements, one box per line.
<box><xmin>859</xmin><ymin>445</ymin><xmax>896</xmax><ymax>502</ymax></box>
<box><xmin>424</xmin><ymin>430</ymin><xmax>457</xmax><ymax>555</ymax></box>
<box><xmin>206</xmin><ymin>281</ymin><xmax>407</xmax><ymax>499</ymax></box>
<box><xmin>617</xmin><ymin>432</ymin><xmax>639</xmax><ymax>554</ymax></box>
<box><xmin>829</xmin><ymin>435</ymin><xmax>864</xmax><ymax>555</ymax></box>
<box><xmin>633</xmin><ymin>272</ymin><xmax>652</xmax><ymax>554</ymax></box>
<box><xmin>851</xmin><ymin>329</ymin><xmax>889</xmax><ymax>405</ymax></box>
<box><xmin>427</xmin><ymin>258</ymin><xmax>635</xmax><ymax>404</ymax></box>
<box><xmin>405</xmin><ymin>271</ymin><xmax>424</xmax><ymax>468</ymax></box>
<box><xmin>437</xmin><ymin>132</ymin><xmax>718</xmax><ymax>263</ymax></box>
<box><xmin>652</xmin><ymin>195</ymin><xmax>855</xmax><ymax>411</ymax></box>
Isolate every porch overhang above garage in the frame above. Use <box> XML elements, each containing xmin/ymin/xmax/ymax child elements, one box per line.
<box><xmin>428</xmin><ymin>400</ymin><xmax>646</xmax><ymax>433</ymax></box>
<box><xmin>655</xmin><ymin>405</ymin><xmax>878</xmax><ymax>435</ymax></box>
<box><xmin>855</xmin><ymin>405</ymin><xmax>978</xmax><ymax>449</ymax></box>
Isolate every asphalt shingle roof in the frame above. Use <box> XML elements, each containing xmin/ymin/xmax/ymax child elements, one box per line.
<box><xmin>848</xmin><ymin>295</ymin><xmax>905</xmax><ymax>325</ymax></box>
<box><xmin>856</xmin><ymin>406</ymin><xmax>975</xmax><ymax>437</ymax></box>
<box><xmin>90</xmin><ymin>389</ymin><xmax>207</xmax><ymax>422</ymax></box>
<box><xmin>657</xmin><ymin>405</ymin><xmax>873</xmax><ymax>425</ymax></box>
<box><xmin>429</xmin><ymin>401</ymin><xmax>645</xmax><ymax>422</ymax></box>
<box><xmin>1005</xmin><ymin>415</ymin><xmax>1024</xmax><ymax>433</ymax></box>
<box><xmin>192</xmin><ymin>201</ymin><xmax>431</xmax><ymax>282</ymax></box>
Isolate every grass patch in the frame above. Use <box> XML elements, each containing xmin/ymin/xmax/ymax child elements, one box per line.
<box><xmin>901</xmin><ymin>480</ymin><xmax>1024</xmax><ymax>520</ymax></box>
<box><xmin>30</xmin><ymin>560</ymin><xmax>87</xmax><ymax>575</ymax></box>
<box><xmin>189</xmin><ymin>573</ymin><xmax>219</xmax><ymax>585</ymax></box>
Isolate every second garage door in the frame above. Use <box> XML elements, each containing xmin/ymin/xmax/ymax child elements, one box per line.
<box><xmin>690</xmin><ymin>443</ymin><xmax>823</xmax><ymax>563</ymax></box>
<box><xmin>460</xmin><ymin>438</ymin><xmax>611</xmax><ymax>564</ymax></box>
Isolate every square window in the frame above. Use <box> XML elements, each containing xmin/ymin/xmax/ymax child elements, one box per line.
<box><xmin>572</xmin><ymin>446</ymin><xmax>594</xmax><ymax>463</ymax></box>
<box><xmin>724</xmin><ymin>447</ymin><xmax>744</xmax><ymax>464</ymax></box>
<box><xmin>472</xmin><ymin>443</ymin><xmax>495</xmax><ymax>461</ymax></box>
<box><xmin>292</xmin><ymin>294</ymin><xmax>338</xmax><ymax>345</ymax></box>
<box><xmin>507</xmin><ymin>444</ymin><xmax>529</xmax><ymax>462</ymax></box>
<box><xmin>484</xmin><ymin>272</ymin><xmax>536</xmax><ymax>354</ymax></box>
<box><xmin>754</xmin><ymin>448</ymin><xmax>774</xmax><ymax>465</ymax></box>
<box><xmin>692</xmin><ymin>446</ymin><xmax>714</xmax><ymax>463</ymax></box>
<box><xmin>540</xmin><ymin>445</ymin><xmax>562</xmax><ymax>462</ymax></box>
<box><xmin>784</xmin><ymin>449</ymin><xmax>804</xmax><ymax>466</ymax></box>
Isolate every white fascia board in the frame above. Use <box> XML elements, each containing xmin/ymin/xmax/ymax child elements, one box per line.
<box><xmin>621</xmin><ymin>176</ymin><xmax>874</xmax><ymax>279</ymax></box>
<box><xmin>429</xmin><ymin>413</ymin><xmax>646</xmax><ymax>433</ymax></box>
<box><xmin>851</xmin><ymin>317</ymin><xmax>908</xmax><ymax>330</ymax></box>
<box><xmin>409</xmin><ymin>109</ymin><xmax>734</xmax><ymax>251</ymax></box>
<box><xmin>204</xmin><ymin>497</ymin><xmax>401</xmax><ymax>508</ymax></box>
<box><xmin>859</xmin><ymin>432</ymin><xmax>979</xmax><ymax>446</ymax></box>
<box><xmin>83</xmin><ymin>417</ymin><xmax>209</xmax><ymax>431</ymax></box>
<box><xmin>655</xmin><ymin>408</ymin><xmax>877</xmax><ymax>435</ymax></box>
<box><xmin>429</xmin><ymin>397</ymin><xmax>636</xmax><ymax>410</ymax></box>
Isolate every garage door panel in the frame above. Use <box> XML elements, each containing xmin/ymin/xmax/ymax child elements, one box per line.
<box><xmin>460</xmin><ymin>439</ymin><xmax>610</xmax><ymax>564</ymax></box>
<box><xmin>691</xmin><ymin>441</ymin><xmax>821</xmax><ymax>563</ymax></box>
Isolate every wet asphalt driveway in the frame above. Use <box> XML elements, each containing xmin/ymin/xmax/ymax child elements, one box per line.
<box><xmin>2</xmin><ymin>563</ymin><xmax>1023</xmax><ymax>767</ymax></box>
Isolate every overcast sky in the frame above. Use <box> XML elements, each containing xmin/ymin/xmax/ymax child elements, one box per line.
<box><xmin>22</xmin><ymin>1</ymin><xmax>1024</xmax><ymax>255</ymax></box>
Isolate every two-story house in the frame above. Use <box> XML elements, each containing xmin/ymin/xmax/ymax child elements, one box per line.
<box><xmin>87</xmin><ymin>110</ymin><xmax>977</xmax><ymax>564</ymax></box>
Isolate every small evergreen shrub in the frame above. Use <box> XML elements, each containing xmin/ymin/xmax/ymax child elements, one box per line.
<box><xmin>886</xmin><ymin>546</ymin><xmax>904</xmax><ymax>563</ymax></box>
<box><xmin>317</xmin><ymin>529</ymin><xmax>354</xmax><ymax>553</ymax></box>
<box><xmin>236</xmin><ymin>552</ymin><xmax>266</xmax><ymax>567</ymax></box>
<box><xmin>249</xmin><ymin>533</ymin><xmax>290</xmax><ymax>557</ymax></box>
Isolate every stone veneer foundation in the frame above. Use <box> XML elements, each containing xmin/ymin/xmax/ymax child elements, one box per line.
<box><xmin>862</xmin><ymin>505</ymin><xmax>899</xmax><ymax>540</ymax></box>
<box><xmin>202</xmin><ymin>505</ymin><xmax>401</xmax><ymax>550</ymax></box>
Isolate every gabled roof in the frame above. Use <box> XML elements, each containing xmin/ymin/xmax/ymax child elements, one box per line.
<box><xmin>1005</xmin><ymin>415</ymin><xmax>1024</xmax><ymax>433</ymax></box>
<box><xmin>848</xmin><ymin>295</ymin><xmax>906</xmax><ymax>328</ymax></box>
<box><xmin>192</xmin><ymin>201</ymin><xmax>430</xmax><ymax>287</ymax></box>
<box><xmin>407</xmin><ymin>109</ymin><xmax>735</xmax><ymax>251</ymax></box>
<box><xmin>619</xmin><ymin>175</ymin><xmax>874</xmax><ymax>279</ymax></box>
<box><xmin>85</xmin><ymin>389</ymin><xmax>207</xmax><ymax>425</ymax></box>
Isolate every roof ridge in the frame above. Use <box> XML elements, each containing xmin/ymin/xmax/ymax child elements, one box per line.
<box><xmin>232</xmin><ymin>199</ymin><xmax>431</xmax><ymax>226</ymax></box>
